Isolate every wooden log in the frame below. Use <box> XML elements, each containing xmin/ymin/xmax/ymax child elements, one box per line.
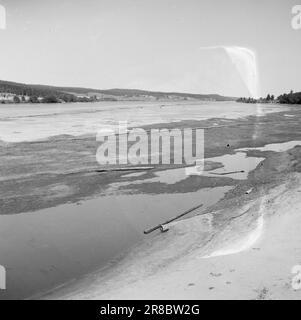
<box><xmin>209</xmin><ymin>170</ymin><xmax>245</xmax><ymax>176</ymax></box>
<box><xmin>96</xmin><ymin>166</ymin><xmax>154</xmax><ymax>173</ymax></box>
<box><xmin>144</xmin><ymin>203</ymin><xmax>203</xmax><ymax>234</ymax></box>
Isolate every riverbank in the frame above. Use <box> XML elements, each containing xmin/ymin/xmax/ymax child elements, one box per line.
<box><xmin>44</xmin><ymin>146</ymin><xmax>301</xmax><ymax>300</ymax></box>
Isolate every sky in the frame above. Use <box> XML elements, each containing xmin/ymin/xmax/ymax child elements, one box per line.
<box><xmin>0</xmin><ymin>0</ymin><xmax>300</xmax><ymax>97</ymax></box>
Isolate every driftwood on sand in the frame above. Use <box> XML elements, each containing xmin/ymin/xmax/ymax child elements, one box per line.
<box><xmin>209</xmin><ymin>170</ymin><xmax>245</xmax><ymax>176</ymax></box>
<box><xmin>96</xmin><ymin>166</ymin><xmax>154</xmax><ymax>173</ymax></box>
<box><xmin>144</xmin><ymin>203</ymin><xmax>204</xmax><ymax>235</ymax></box>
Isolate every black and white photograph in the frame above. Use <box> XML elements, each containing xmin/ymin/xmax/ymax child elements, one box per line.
<box><xmin>0</xmin><ymin>0</ymin><xmax>301</xmax><ymax>305</ymax></box>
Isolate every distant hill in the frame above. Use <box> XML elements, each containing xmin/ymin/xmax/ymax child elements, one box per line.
<box><xmin>0</xmin><ymin>80</ymin><xmax>76</xmax><ymax>103</ymax></box>
<box><xmin>56</xmin><ymin>87</ymin><xmax>235</xmax><ymax>101</ymax></box>
<box><xmin>0</xmin><ymin>79</ymin><xmax>236</xmax><ymax>103</ymax></box>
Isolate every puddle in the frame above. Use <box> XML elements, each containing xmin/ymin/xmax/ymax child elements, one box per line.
<box><xmin>134</xmin><ymin>168</ymin><xmax>188</xmax><ymax>185</ymax></box>
<box><xmin>0</xmin><ymin>186</ymin><xmax>231</xmax><ymax>299</ymax></box>
<box><xmin>110</xmin><ymin>168</ymin><xmax>189</xmax><ymax>190</ymax></box>
<box><xmin>113</xmin><ymin>152</ymin><xmax>264</xmax><ymax>190</ymax></box>
<box><xmin>121</xmin><ymin>172</ymin><xmax>146</xmax><ymax>178</ymax></box>
<box><xmin>237</xmin><ymin>141</ymin><xmax>301</xmax><ymax>153</ymax></box>
<box><xmin>201</xmin><ymin>152</ymin><xmax>264</xmax><ymax>180</ymax></box>
<box><xmin>153</xmin><ymin>168</ymin><xmax>188</xmax><ymax>184</ymax></box>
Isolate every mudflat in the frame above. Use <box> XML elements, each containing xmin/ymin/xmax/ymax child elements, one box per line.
<box><xmin>44</xmin><ymin>109</ymin><xmax>301</xmax><ymax>300</ymax></box>
<box><xmin>1</xmin><ymin>104</ymin><xmax>301</xmax><ymax>299</ymax></box>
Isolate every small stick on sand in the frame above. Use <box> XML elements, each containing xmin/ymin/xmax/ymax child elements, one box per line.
<box><xmin>144</xmin><ymin>203</ymin><xmax>203</xmax><ymax>235</ymax></box>
<box><xmin>209</xmin><ymin>170</ymin><xmax>245</xmax><ymax>176</ymax></box>
<box><xmin>96</xmin><ymin>166</ymin><xmax>154</xmax><ymax>173</ymax></box>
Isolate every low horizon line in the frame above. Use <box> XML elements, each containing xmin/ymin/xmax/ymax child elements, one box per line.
<box><xmin>0</xmin><ymin>78</ymin><xmax>237</xmax><ymax>98</ymax></box>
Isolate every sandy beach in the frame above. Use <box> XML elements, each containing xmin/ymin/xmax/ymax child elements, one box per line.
<box><xmin>43</xmin><ymin>145</ymin><xmax>301</xmax><ymax>300</ymax></box>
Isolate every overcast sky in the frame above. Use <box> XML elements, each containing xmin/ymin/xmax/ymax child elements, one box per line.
<box><xmin>0</xmin><ymin>0</ymin><xmax>300</xmax><ymax>97</ymax></box>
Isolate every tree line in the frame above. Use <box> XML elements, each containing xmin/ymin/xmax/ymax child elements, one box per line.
<box><xmin>1</xmin><ymin>94</ymin><xmax>98</xmax><ymax>104</ymax></box>
<box><xmin>277</xmin><ymin>91</ymin><xmax>301</xmax><ymax>104</ymax></box>
<box><xmin>237</xmin><ymin>91</ymin><xmax>301</xmax><ymax>104</ymax></box>
<box><xmin>0</xmin><ymin>81</ymin><xmax>99</xmax><ymax>104</ymax></box>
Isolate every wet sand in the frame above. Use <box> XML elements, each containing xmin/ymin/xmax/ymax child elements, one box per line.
<box><xmin>44</xmin><ymin>146</ymin><xmax>301</xmax><ymax>300</ymax></box>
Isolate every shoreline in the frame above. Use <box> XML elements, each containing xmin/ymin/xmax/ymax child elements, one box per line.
<box><xmin>43</xmin><ymin>145</ymin><xmax>301</xmax><ymax>300</ymax></box>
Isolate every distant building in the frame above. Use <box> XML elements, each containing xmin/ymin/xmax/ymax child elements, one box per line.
<box><xmin>0</xmin><ymin>93</ymin><xmax>31</xmax><ymax>103</ymax></box>
<box><xmin>0</xmin><ymin>93</ymin><xmax>15</xmax><ymax>102</ymax></box>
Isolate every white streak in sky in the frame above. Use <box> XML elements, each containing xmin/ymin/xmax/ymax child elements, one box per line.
<box><xmin>200</xmin><ymin>46</ymin><xmax>260</xmax><ymax>98</ymax></box>
<box><xmin>0</xmin><ymin>5</ymin><xmax>6</xmax><ymax>30</ymax></box>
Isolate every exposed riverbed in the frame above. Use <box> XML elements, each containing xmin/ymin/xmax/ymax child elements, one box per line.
<box><xmin>0</xmin><ymin>101</ymin><xmax>300</xmax><ymax>299</ymax></box>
